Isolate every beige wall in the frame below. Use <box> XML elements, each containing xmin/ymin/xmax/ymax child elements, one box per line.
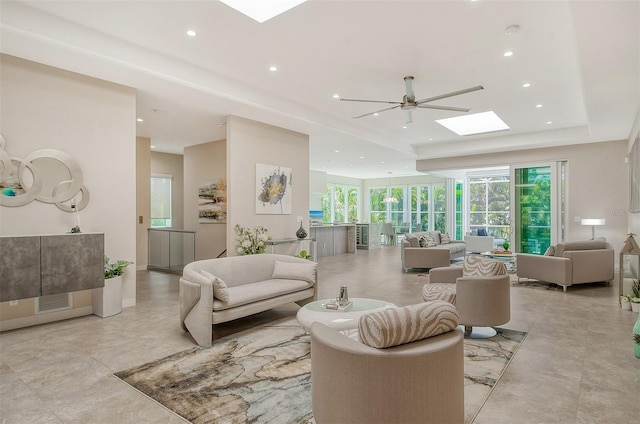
<box><xmin>151</xmin><ymin>151</ymin><xmax>184</xmax><ymax>229</ymax></box>
<box><xmin>184</xmin><ymin>140</ymin><xmax>227</xmax><ymax>260</ymax></box>
<box><xmin>226</xmin><ymin>116</ymin><xmax>310</xmax><ymax>256</ymax></box>
<box><xmin>136</xmin><ymin>137</ymin><xmax>151</xmax><ymax>269</ymax></box>
<box><xmin>417</xmin><ymin>139</ymin><xmax>629</xmax><ymax>253</ymax></box>
<box><xmin>0</xmin><ymin>55</ymin><xmax>137</xmax><ymax>326</ymax></box>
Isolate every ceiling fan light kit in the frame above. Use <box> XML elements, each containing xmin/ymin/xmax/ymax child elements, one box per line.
<box><xmin>341</xmin><ymin>76</ymin><xmax>484</xmax><ymax>124</ymax></box>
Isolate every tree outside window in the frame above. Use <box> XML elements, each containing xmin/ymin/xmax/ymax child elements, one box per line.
<box><xmin>369</xmin><ymin>187</ymin><xmax>387</xmax><ymax>223</ymax></box>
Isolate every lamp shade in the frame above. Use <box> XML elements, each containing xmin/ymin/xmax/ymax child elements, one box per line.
<box><xmin>580</xmin><ymin>218</ymin><xmax>605</xmax><ymax>226</ymax></box>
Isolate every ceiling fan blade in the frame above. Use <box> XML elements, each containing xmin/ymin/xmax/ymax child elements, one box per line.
<box><xmin>404</xmin><ymin>76</ymin><xmax>415</xmax><ymax>102</ymax></box>
<box><xmin>341</xmin><ymin>98</ymin><xmax>402</xmax><ymax>105</ymax></box>
<box><xmin>405</xmin><ymin>110</ymin><xmax>413</xmax><ymax>124</ymax></box>
<box><xmin>353</xmin><ymin>105</ymin><xmax>401</xmax><ymax>119</ymax></box>
<box><xmin>416</xmin><ymin>104</ymin><xmax>471</xmax><ymax>113</ymax></box>
<box><xmin>416</xmin><ymin>85</ymin><xmax>484</xmax><ymax>105</ymax></box>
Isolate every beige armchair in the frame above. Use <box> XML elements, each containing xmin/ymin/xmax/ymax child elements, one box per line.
<box><xmin>424</xmin><ymin>256</ymin><xmax>510</xmax><ymax>338</ymax></box>
<box><xmin>310</xmin><ymin>322</ymin><xmax>464</xmax><ymax>424</ymax></box>
<box><xmin>516</xmin><ymin>240</ymin><xmax>614</xmax><ymax>292</ymax></box>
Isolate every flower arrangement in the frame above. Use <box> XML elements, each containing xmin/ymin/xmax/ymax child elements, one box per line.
<box><xmin>295</xmin><ymin>250</ymin><xmax>313</xmax><ymax>260</ymax></box>
<box><xmin>234</xmin><ymin>224</ymin><xmax>270</xmax><ymax>255</ymax></box>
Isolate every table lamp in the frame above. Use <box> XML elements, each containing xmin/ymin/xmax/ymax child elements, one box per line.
<box><xmin>580</xmin><ymin>218</ymin><xmax>605</xmax><ymax>239</ymax></box>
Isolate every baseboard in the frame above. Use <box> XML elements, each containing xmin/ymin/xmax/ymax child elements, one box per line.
<box><xmin>122</xmin><ymin>298</ymin><xmax>136</xmax><ymax>308</ymax></box>
<box><xmin>136</xmin><ymin>264</ymin><xmax>147</xmax><ymax>271</ymax></box>
<box><xmin>0</xmin><ymin>306</ymin><xmax>93</xmax><ymax>332</ymax></box>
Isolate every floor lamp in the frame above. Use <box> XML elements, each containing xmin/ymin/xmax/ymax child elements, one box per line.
<box><xmin>581</xmin><ymin>218</ymin><xmax>605</xmax><ymax>240</ymax></box>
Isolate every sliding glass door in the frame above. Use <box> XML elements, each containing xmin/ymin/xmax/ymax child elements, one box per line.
<box><xmin>511</xmin><ymin>162</ymin><xmax>565</xmax><ymax>254</ymax></box>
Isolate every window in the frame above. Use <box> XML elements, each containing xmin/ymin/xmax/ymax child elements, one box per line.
<box><xmin>323</xmin><ymin>184</ymin><xmax>360</xmax><ymax>223</ymax></box>
<box><xmin>468</xmin><ymin>175</ymin><xmax>510</xmax><ymax>240</ymax></box>
<box><xmin>151</xmin><ymin>174</ymin><xmax>172</xmax><ymax>228</ymax></box>
<box><xmin>410</xmin><ymin>185</ymin><xmax>429</xmax><ymax>231</ymax></box>
<box><xmin>369</xmin><ymin>187</ymin><xmax>387</xmax><ymax>223</ymax></box>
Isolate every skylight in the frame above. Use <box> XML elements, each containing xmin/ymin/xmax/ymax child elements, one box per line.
<box><xmin>435</xmin><ymin>111</ymin><xmax>509</xmax><ymax>136</ymax></box>
<box><xmin>219</xmin><ymin>0</ymin><xmax>307</xmax><ymax>23</ymax></box>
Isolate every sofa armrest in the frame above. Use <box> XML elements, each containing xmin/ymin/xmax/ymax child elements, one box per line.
<box><xmin>516</xmin><ymin>254</ymin><xmax>572</xmax><ymax>285</ymax></box>
<box><xmin>180</xmin><ymin>276</ymin><xmax>214</xmax><ymax>348</ymax></box>
<box><xmin>429</xmin><ymin>266</ymin><xmax>463</xmax><ymax>284</ymax></box>
<box><xmin>564</xmin><ymin>249</ymin><xmax>614</xmax><ymax>283</ymax></box>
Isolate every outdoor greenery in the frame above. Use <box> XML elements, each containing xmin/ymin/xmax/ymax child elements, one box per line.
<box><xmin>322</xmin><ymin>184</ymin><xmax>358</xmax><ymax>223</ymax></box>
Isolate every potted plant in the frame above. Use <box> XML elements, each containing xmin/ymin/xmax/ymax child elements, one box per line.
<box><xmin>634</xmin><ymin>332</ymin><xmax>640</xmax><ymax>359</ymax></box>
<box><xmin>93</xmin><ymin>256</ymin><xmax>133</xmax><ymax>318</ymax></box>
<box><xmin>621</xmin><ymin>294</ymin><xmax>632</xmax><ymax>310</ymax></box>
<box><xmin>631</xmin><ymin>280</ymin><xmax>640</xmax><ymax>313</ymax></box>
<box><xmin>295</xmin><ymin>250</ymin><xmax>313</xmax><ymax>261</ymax></box>
<box><xmin>631</xmin><ymin>297</ymin><xmax>640</xmax><ymax>313</ymax></box>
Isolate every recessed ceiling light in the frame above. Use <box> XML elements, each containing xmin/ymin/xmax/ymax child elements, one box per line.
<box><xmin>402</xmin><ymin>126</ymin><xmax>407</xmax><ymax>129</ymax></box>
<box><xmin>136</xmin><ymin>118</ymin><xmax>144</xmax><ymax>122</ymax></box>
<box><xmin>504</xmin><ymin>51</ymin><xmax>514</xmax><ymax>57</ymax></box>
<box><xmin>150</xmin><ymin>145</ymin><xmax>156</xmax><ymax>149</ymax></box>
<box><xmin>436</xmin><ymin>111</ymin><xmax>509</xmax><ymax>136</ymax></box>
<box><xmin>334</xmin><ymin>150</ymin><xmax>340</xmax><ymax>153</ymax></box>
<box><xmin>536</xmin><ymin>104</ymin><xmax>543</xmax><ymax>108</ymax></box>
<box><xmin>359</xmin><ymin>156</ymin><xmax>364</xmax><ymax>159</ymax></box>
<box><xmin>373</xmin><ymin>113</ymin><xmax>379</xmax><ymax>116</ymax></box>
<box><xmin>546</xmin><ymin>121</ymin><xmax>553</xmax><ymax>125</ymax></box>
<box><xmin>186</xmin><ymin>30</ymin><xmax>197</xmax><ymax>37</ymax></box>
<box><xmin>380</xmin><ymin>161</ymin><xmax>385</xmax><ymax>164</ymax></box>
<box><xmin>332</xmin><ymin>94</ymin><xmax>340</xmax><ymax>99</ymax></box>
<box><xmin>269</xmin><ymin>66</ymin><xmax>278</xmax><ymax>72</ymax></box>
<box><xmin>219</xmin><ymin>0</ymin><xmax>307</xmax><ymax>23</ymax></box>
<box><xmin>428</xmin><ymin>138</ymin><xmax>433</xmax><ymax>141</ymax></box>
<box><xmin>522</xmin><ymin>83</ymin><xmax>531</xmax><ymax>88</ymax></box>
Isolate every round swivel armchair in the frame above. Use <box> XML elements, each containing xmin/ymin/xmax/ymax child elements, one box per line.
<box><xmin>423</xmin><ymin>256</ymin><xmax>511</xmax><ymax>338</ymax></box>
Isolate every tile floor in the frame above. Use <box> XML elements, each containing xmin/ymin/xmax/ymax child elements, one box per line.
<box><xmin>1</xmin><ymin>246</ymin><xmax>639</xmax><ymax>423</ymax></box>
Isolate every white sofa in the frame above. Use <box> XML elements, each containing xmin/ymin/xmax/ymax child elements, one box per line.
<box><xmin>401</xmin><ymin>231</ymin><xmax>466</xmax><ymax>271</ymax></box>
<box><xmin>180</xmin><ymin>254</ymin><xmax>317</xmax><ymax>347</ymax></box>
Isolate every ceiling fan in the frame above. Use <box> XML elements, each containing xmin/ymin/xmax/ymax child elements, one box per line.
<box><xmin>340</xmin><ymin>76</ymin><xmax>484</xmax><ymax>124</ymax></box>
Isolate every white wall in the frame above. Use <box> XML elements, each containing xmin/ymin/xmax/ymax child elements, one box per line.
<box><xmin>136</xmin><ymin>137</ymin><xmax>151</xmax><ymax>269</ymax></box>
<box><xmin>226</xmin><ymin>116</ymin><xmax>309</xmax><ymax>256</ymax></box>
<box><xmin>184</xmin><ymin>140</ymin><xmax>226</xmax><ymax>260</ymax></box>
<box><xmin>0</xmin><ymin>55</ymin><xmax>137</xmax><ymax>319</ymax></box>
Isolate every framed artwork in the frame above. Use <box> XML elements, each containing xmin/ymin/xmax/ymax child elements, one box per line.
<box><xmin>256</xmin><ymin>163</ymin><xmax>292</xmax><ymax>214</ymax></box>
<box><xmin>199</xmin><ymin>179</ymin><xmax>227</xmax><ymax>223</ymax></box>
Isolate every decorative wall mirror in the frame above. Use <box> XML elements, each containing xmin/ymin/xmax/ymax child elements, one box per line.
<box><xmin>0</xmin><ymin>134</ymin><xmax>90</xmax><ymax>210</ymax></box>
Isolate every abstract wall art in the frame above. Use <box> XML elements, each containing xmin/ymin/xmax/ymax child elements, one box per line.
<box><xmin>199</xmin><ymin>179</ymin><xmax>227</xmax><ymax>223</ymax></box>
<box><xmin>256</xmin><ymin>163</ymin><xmax>291</xmax><ymax>214</ymax></box>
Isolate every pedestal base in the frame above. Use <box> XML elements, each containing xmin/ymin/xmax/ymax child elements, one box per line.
<box><xmin>463</xmin><ymin>325</ymin><xmax>497</xmax><ymax>339</ymax></box>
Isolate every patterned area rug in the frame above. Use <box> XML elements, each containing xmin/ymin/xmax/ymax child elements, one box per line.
<box><xmin>115</xmin><ymin>318</ymin><xmax>526</xmax><ymax>424</ymax></box>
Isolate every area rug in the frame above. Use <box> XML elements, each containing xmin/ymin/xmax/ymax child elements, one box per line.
<box><xmin>115</xmin><ymin>318</ymin><xmax>526</xmax><ymax>424</ymax></box>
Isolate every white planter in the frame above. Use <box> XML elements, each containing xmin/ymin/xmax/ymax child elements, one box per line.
<box><xmin>622</xmin><ymin>300</ymin><xmax>632</xmax><ymax>311</ymax></box>
<box><xmin>632</xmin><ymin>302</ymin><xmax>640</xmax><ymax>313</ymax></box>
<box><xmin>93</xmin><ymin>275</ymin><xmax>123</xmax><ymax>318</ymax></box>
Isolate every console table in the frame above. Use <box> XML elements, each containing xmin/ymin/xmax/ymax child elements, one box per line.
<box><xmin>266</xmin><ymin>237</ymin><xmax>316</xmax><ymax>258</ymax></box>
<box><xmin>0</xmin><ymin>233</ymin><xmax>104</xmax><ymax>302</ymax></box>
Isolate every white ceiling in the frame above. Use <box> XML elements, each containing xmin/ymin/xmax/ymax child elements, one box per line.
<box><xmin>1</xmin><ymin>0</ymin><xmax>638</xmax><ymax>179</ymax></box>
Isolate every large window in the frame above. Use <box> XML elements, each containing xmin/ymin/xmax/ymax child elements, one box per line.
<box><xmin>322</xmin><ymin>184</ymin><xmax>360</xmax><ymax>223</ymax></box>
<box><xmin>151</xmin><ymin>174</ymin><xmax>172</xmax><ymax>228</ymax></box>
<box><xmin>468</xmin><ymin>175</ymin><xmax>510</xmax><ymax>240</ymax></box>
<box><xmin>369</xmin><ymin>187</ymin><xmax>387</xmax><ymax>223</ymax></box>
<box><xmin>410</xmin><ymin>186</ymin><xmax>429</xmax><ymax>231</ymax></box>
<box><xmin>371</xmin><ymin>183</ymin><xmax>446</xmax><ymax>232</ymax></box>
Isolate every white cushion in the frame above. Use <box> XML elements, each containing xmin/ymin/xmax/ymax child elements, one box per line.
<box><xmin>440</xmin><ymin>233</ymin><xmax>451</xmax><ymax>244</ymax></box>
<box><xmin>358</xmin><ymin>301</ymin><xmax>459</xmax><ymax>349</ymax></box>
<box><xmin>201</xmin><ymin>270</ymin><xmax>229</xmax><ymax>302</ymax></box>
<box><xmin>213</xmin><ymin>278</ymin><xmax>311</xmax><ymax>310</ymax></box>
<box><xmin>271</xmin><ymin>260</ymin><xmax>316</xmax><ymax>285</ymax></box>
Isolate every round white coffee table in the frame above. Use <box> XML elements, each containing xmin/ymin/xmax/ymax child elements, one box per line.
<box><xmin>297</xmin><ymin>297</ymin><xmax>395</xmax><ymax>332</ymax></box>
